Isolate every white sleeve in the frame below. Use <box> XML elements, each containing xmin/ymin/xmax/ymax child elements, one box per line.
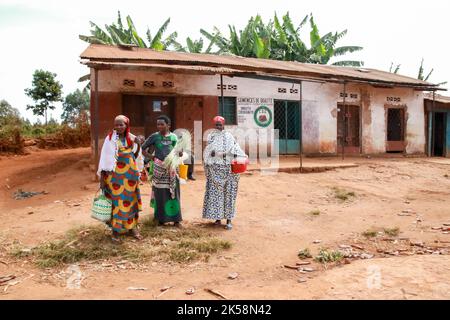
<box><xmin>97</xmin><ymin>136</ymin><xmax>116</xmax><ymax>176</ymax></box>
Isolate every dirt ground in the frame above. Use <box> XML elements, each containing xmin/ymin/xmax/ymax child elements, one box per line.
<box><xmin>0</xmin><ymin>147</ymin><xmax>450</xmax><ymax>300</ymax></box>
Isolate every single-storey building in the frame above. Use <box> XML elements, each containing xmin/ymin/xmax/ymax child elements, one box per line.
<box><xmin>80</xmin><ymin>44</ymin><xmax>444</xmax><ymax>165</ymax></box>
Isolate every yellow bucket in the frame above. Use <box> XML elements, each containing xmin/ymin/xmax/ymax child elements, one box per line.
<box><xmin>179</xmin><ymin>164</ymin><xmax>188</xmax><ymax>180</ymax></box>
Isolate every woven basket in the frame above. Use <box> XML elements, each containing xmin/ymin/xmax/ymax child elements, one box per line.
<box><xmin>91</xmin><ymin>191</ymin><xmax>112</xmax><ymax>223</ymax></box>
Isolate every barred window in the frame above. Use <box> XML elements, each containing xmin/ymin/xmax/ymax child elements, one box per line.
<box><xmin>218</xmin><ymin>97</ymin><xmax>237</xmax><ymax>125</ymax></box>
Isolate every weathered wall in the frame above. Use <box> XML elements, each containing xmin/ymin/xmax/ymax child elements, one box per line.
<box><xmin>90</xmin><ymin>68</ymin><xmax>427</xmax><ymax>157</ymax></box>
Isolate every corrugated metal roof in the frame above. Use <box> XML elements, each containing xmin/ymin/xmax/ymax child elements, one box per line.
<box><xmin>85</xmin><ymin>61</ymin><xmax>240</xmax><ymax>75</ymax></box>
<box><xmin>424</xmin><ymin>93</ymin><xmax>450</xmax><ymax>103</ymax></box>
<box><xmin>80</xmin><ymin>44</ymin><xmax>442</xmax><ymax>89</ymax></box>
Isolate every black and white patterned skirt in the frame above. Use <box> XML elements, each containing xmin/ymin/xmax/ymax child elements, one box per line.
<box><xmin>202</xmin><ymin>164</ymin><xmax>240</xmax><ymax>220</ymax></box>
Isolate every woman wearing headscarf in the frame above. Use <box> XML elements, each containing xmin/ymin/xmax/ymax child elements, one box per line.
<box><xmin>142</xmin><ymin>115</ymin><xmax>183</xmax><ymax>227</ymax></box>
<box><xmin>97</xmin><ymin>115</ymin><xmax>144</xmax><ymax>243</ymax></box>
<box><xmin>202</xmin><ymin>116</ymin><xmax>247</xmax><ymax>230</ymax></box>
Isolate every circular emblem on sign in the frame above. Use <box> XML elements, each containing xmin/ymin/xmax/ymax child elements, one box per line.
<box><xmin>254</xmin><ymin>105</ymin><xmax>272</xmax><ymax>127</ymax></box>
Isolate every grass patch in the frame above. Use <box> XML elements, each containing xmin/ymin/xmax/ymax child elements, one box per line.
<box><xmin>9</xmin><ymin>219</ymin><xmax>232</xmax><ymax>268</ymax></box>
<box><xmin>298</xmin><ymin>248</ymin><xmax>312</xmax><ymax>260</ymax></box>
<box><xmin>308</xmin><ymin>210</ymin><xmax>321</xmax><ymax>216</ymax></box>
<box><xmin>332</xmin><ymin>187</ymin><xmax>356</xmax><ymax>201</ymax></box>
<box><xmin>314</xmin><ymin>249</ymin><xmax>344</xmax><ymax>264</ymax></box>
<box><xmin>362</xmin><ymin>229</ymin><xmax>378</xmax><ymax>238</ymax></box>
<box><xmin>383</xmin><ymin>227</ymin><xmax>400</xmax><ymax>237</ymax></box>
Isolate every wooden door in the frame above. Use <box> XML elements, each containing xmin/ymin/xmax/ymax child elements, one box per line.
<box><xmin>337</xmin><ymin>104</ymin><xmax>360</xmax><ymax>154</ymax></box>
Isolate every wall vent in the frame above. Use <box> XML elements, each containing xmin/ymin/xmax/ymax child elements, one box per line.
<box><xmin>162</xmin><ymin>81</ymin><xmax>174</xmax><ymax>88</ymax></box>
<box><xmin>227</xmin><ymin>84</ymin><xmax>237</xmax><ymax>90</ymax></box>
<box><xmin>143</xmin><ymin>80</ymin><xmax>155</xmax><ymax>88</ymax></box>
<box><xmin>123</xmin><ymin>79</ymin><xmax>135</xmax><ymax>87</ymax></box>
<box><xmin>278</xmin><ymin>88</ymin><xmax>287</xmax><ymax>93</ymax></box>
<box><xmin>290</xmin><ymin>88</ymin><xmax>299</xmax><ymax>94</ymax></box>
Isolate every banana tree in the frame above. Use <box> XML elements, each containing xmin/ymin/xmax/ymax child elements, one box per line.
<box><xmin>79</xmin><ymin>11</ymin><xmax>177</xmax><ymax>87</ymax></box>
<box><xmin>307</xmin><ymin>16</ymin><xmax>363</xmax><ymax>66</ymax></box>
<box><xmin>172</xmin><ymin>36</ymin><xmax>221</xmax><ymax>54</ymax></box>
<box><xmin>271</xmin><ymin>12</ymin><xmax>309</xmax><ymax>61</ymax></box>
<box><xmin>200</xmin><ymin>15</ymin><xmax>272</xmax><ymax>58</ymax></box>
<box><xmin>389</xmin><ymin>59</ymin><xmax>447</xmax><ymax>86</ymax></box>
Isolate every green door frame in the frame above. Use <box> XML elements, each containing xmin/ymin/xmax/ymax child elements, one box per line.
<box><xmin>274</xmin><ymin>100</ymin><xmax>301</xmax><ymax>154</ymax></box>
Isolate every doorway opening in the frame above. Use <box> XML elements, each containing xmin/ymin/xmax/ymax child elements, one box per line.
<box><xmin>432</xmin><ymin>112</ymin><xmax>446</xmax><ymax>157</ymax></box>
<box><xmin>386</xmin><ymin>108</ymin><xmax>405</xmax><ymax>153</ymax></box>
<box><xmin>337</xmin><ymin>104</ymin><xmax>360</xmax><ymax>154</ymax></box>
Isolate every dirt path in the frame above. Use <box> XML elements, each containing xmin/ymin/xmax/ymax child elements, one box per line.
<box><xmin>0</xmin><ymin>148</ymin><xmax>449</xmax><ymax>299</ymax></box>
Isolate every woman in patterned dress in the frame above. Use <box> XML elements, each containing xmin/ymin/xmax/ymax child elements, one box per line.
<box><xmin>98</xmin><ymin>115</ymin><xmax>144</xmax><ymax>243</ymax></box>
<box><xmin>142</xmin><ymin>115</ymin><xmax>183</xmax><ymax>227</ymax></box>
<box><xmin>202</xmin><ymin>116</ymin><xmax>247</xmax><ymax>230</ymax></box>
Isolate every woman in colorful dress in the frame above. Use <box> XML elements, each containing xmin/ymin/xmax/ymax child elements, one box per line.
<box><xmin>142</xmin><ymin>115</ymin><xmax>183</xmax><ymax>227</ymax></box>
<box><xmin>98</xmin><ymin>115</ymin><xmax>144</xmax><ymax>243</ymax></box>
<box><xmin>202</xmin><ymin>116</ymin><xmax>247</xmax><ymax>230</ymax></box>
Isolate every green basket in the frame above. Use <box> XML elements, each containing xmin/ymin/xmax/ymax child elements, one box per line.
<box><xmin>91</xmin><ymin>191</ymin><xmax>112</xmax><ymax>223</ymax></box>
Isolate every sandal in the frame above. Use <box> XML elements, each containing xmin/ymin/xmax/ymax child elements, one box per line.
<box><xmin>111</xmin><ymin>236</ymin><xmax>122</xmax><ymax>244</ymax></box>
<box><xmin>224</xmin><ymin>223</ymin><xmax>233</xmax><ymax>230</ymax></box>
<box><xmin>214</xmin><ymin>220</ymin><xmax>222</xmax><ymax>225</ymax></box>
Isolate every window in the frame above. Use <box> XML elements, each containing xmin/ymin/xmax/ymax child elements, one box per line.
<box><xmin>218</xmin><ymin>97</ymin><xmax>237</xmax><ymax>125</ymax></box>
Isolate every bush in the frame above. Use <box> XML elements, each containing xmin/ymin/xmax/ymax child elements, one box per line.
<box><xmin>0</xmin><ymin>111</ymin><xmax>91</xmax><ymax>153</ymax></box>
<box><xmin>0</xmin><ymin>125</ymin><xmax>24</xmax><ymax>153</ymax></box>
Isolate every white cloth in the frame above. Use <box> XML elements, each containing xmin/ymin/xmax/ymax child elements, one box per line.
<box><xmin>203</xmin><ymin>130</ymin><xmax>247</xmax><ymax>166</ymax></box>
<box><xmin>97</xmin><ymin>131</ymin><xmax>144</xmax><ymax>176</ymax></box>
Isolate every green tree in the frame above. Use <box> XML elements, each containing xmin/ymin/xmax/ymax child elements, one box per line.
<box><xmin>62</xmin><ymin>89</ymin><xmax>90</xmax><ymax>124</ymax></box>
<box><xmin>79</xmin><ymin>11</ymin><xmax>177</xmax><ymax>49</ymax></box>
<box><xmin>200</xmin><ymin>13</ymin><xmax>363</xmax><ymax>65</ymax></box>
<box><xmin>24</xmin><ymin>70</ymin><xmax>63</xmax><ymax>125</ymax></box>
<box><xmin>80</xmin><ymin>11</ymin><xmax>363</xmax><ymax>67</ymax></box>
<box><xmin>79</xmin><ymin>11</ymin><xmax>177</xmax><ymax>87</ymax></box>
<box><xmin>200</xmin><ymin>15</ymin><xmax>273</xmax><ymax>58</ymax></box>
<box><xmin>0</xmin><ymin>99</ymin><xmax>21</xmax><ymax>126</ymax></box>
<box><xmin>306</xmin><ymin>15</ymin><xmax>363</xmax><ymax>66</ymax></box>
<box><xmin>172</xmin><ymin>36</ymin><xmax>220</xmax><ymax>54</ymax></box>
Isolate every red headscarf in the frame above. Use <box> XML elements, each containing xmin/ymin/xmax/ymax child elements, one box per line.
<box><xmin>109</xmin><ymin>115</ymin><xmax>132</xmax><ymax>146</ymax></box>
<box><xmin>213</xmin><ymin>116</ymin><xmax>225</xmax><ymax>125</ymax></box>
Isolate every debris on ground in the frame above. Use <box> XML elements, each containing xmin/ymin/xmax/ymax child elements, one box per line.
<box><xmin>186</xmin><ymin>287</ymin><xmax>195</xmax><ymax>295</ymax></box>
<box><xmin>0</xmin><ymin>275</ymin><xmax>16</xmax><ymax>286</ymax></box>
<box><xmin>205</xmin><ymin>288</ymin><xmax>228</xmax><ymax>300</ymax></box>
<box><xmin>127</xmin><ymin>287</ymin><xmax>148</xmax><ymax>291</ymax></box>
<box><xmin>13</xmin><ymin>189</ymin><xmax>46</xmax><ymax>200</ymax></box>
<box><xmin>227</xmin><ymin>272</ymin><xmax>239</xmax><ymax>280</ymax></box>
<box><xmin>283</xmin><ymin>265</ymin><xmax>300</xmax><ymax>270</ymax></box>
<box><xmin>156</xmin><ymin>285</ymin><xmax>173</xmax><ymax>298</ymax></box>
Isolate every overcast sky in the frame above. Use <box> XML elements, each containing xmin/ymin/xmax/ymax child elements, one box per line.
<box><xmin>0</xmin><ymin>0</ymin><xmax>449</xmax><ymax>122</ymax></box>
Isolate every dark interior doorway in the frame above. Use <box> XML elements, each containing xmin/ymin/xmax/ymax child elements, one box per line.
<box><xmin>386</xmin><ymin>108</ymin><xmax>405</xmax><ymax>153</ymax></box>
<box><xmin>122</xmin><ymin>95</ymin><xmax>175</xmax><ymax>137</ymax></box>
<box><xmin>432</xmin><ymin>112</ymin><xmax>446</xmax><ymax>157</ymax></box>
